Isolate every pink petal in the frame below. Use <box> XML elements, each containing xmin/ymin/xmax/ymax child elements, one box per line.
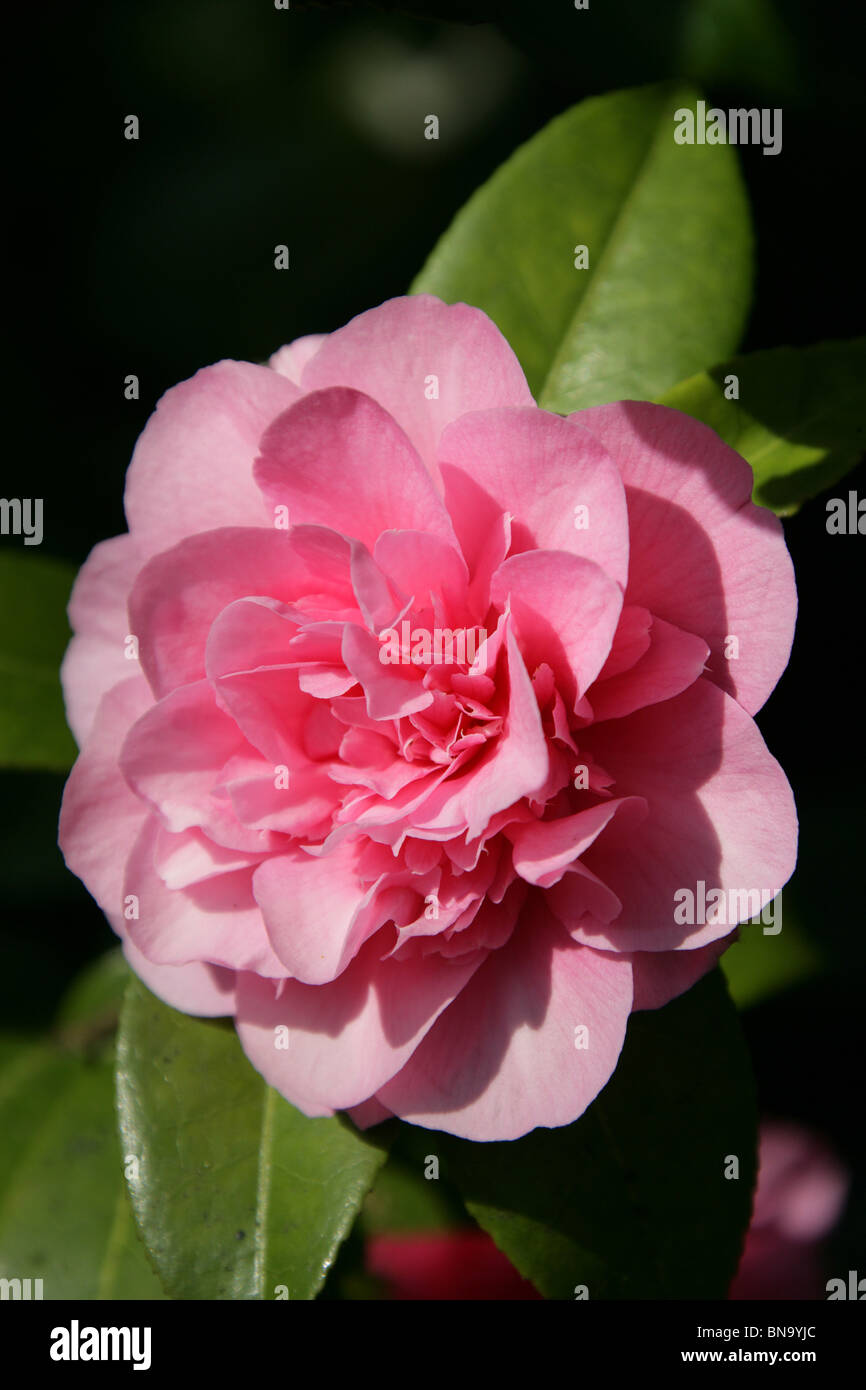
<box><xmin>410</xmin><ymin>627</ymin><xmax>549</xmax><ymax>839</ymax></box>
<box><xmin>588</xmin><ymin>614</ymin><xmax>709</xmax><ymax>722</ymax></box>
<box><xmin>366</xmin><ymin>1230</ymin><xmax>542</xmax><ymax>1300</ymax></box>
<box><xmin>350</xmin><ymin>541</ymin><xmax>403</xmax><ymax>633</ymax></box>
<box><xmin>571</xmin><ymin>402</ymin><xmax>796</xmax><ymax>715</ymax></box>
<box><xmin>342</xmin><ymin>624</ymin><xmax>433</xmax><ymax>720</ymax></box>
<box><xmin>378</xmin><ymin>903</ymin><xmax>634</xmax><ymax>1140</ymax></box>
<box><xmin>225</xmin><ymin>764</ymin><xmax>337</xmax><ymax>838</ymax></box>
<box><xmin>205</xmin><ymin>595</ymin><xmax>300</xmax><ymax>674</ymax></box>
<box><xmin>122</xmin><ymin>941</ymin><xmax>236</xmax><ymax>1017</ymax></box>
<box><xmin>490</xmin><ymin>550</ymin><xmax>623</xmax><ymax>705</ymax></box>
<box><xmin>152</xmin><ymin>823</ymin><xmax>268</xmax><ymax>889</ymax></box>
<box><xmin>268</xmin><ymin>334</ymin><xmax>327</xmax><ymax>384</ymax></box>
<box><xmin>59</xmin><ymin>678</ymin><xmax>236</xmax><ymax>1017</ymax></box>
<box><xmin>124</xmin><ymin>361</ymin><xmax>300</xmax><ymax>556</ymax></box>
<box><xmin>210</xmin><ymin>665</ymin><xmax>315</xmax><ymax>768</ymax></box>
<box><xmin>629</xmin><ymin>935</ymin><xmax>734</xmax><ymax>1010</ymax></box>
<box><xmin>124</xmin><ymin>819</ymin><xmax>289</xmax><ymax>977</ymax></box>
<box><xmin>345</xmin><ymin>1096</ymin><xmax>394</xmax><ymax>1130</ymax></box>
<box><xmin>507</xmin><ymin>797</ymin><xmax>647</xmax><ymax>888</ymax></box>
<box><xmin>254</xmin><ymin>387</ymin><xmax>458</xmax><ymax>553</ymax></box>
<box><xmin>596</xmin><ymin>605</ymin><xmax>652</xmax><ymax>680</ymax></box>
<box><xmin>120</xmin><ymin>680</ymin><xmax>253</xmax><ymax>840</ymax></box>
<box><xmin>59</xmin><ymin>677</ymin><xmax>153</xmax><ymax>922</ymax></box>
<box><xmin>253</xmin><ymin>842</ymin><xmax>406</xmax><ymax>984</ymax></box>
<box><xmin>234</xmin><ymin>934</ymin><xmax>484</xmax><ymax>1114</ymax></box>
<box><xmin>573</xmin><ymin>679</ymin><xmax>798</xmax><ymax>951</ymax></box>
<box><xmin>206</xmin><ymin>601</ymin><xmax>344</xmax><ymax>766</ymax></box>
<box><xmin>129</xmin><ymin>527</ymin><xmax>341</xmax><ymax>698</ymax></box>
<box><xmin>466</xmin><ymin>510</ymin><xmax>512</xmax><ymax>623</ymax></box>
<box><xmin>546</xmin><ymin>860</ymin><xmax>624</xmax><ymax>927</ymax></box>
<box><xmin>374</xmin><ymin>530</ymin><xmax>471</xmax><ymax>624</ymax></box>
<box><xmin>61</xmin><ymin>534</ymin><xmax>144</xmax><ymax>746</ymax></box>
<box><xmin>440</xmin><ymin>408</ymin><xmax>629</xmax><ymax>588</ymax></box>
<box><xmin>300</xmin><ymin>294</ymin><xmax>534</xmax><ymax>481</ymax></box>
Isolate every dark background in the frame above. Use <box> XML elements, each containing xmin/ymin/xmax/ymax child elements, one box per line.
<box><xmin>5</xmin><ymin>0</ymin><xmax>865</xmax><ymax>1286</ymax></box>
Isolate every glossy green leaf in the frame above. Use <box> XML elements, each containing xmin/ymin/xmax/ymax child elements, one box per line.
<box><xmin>412</xmin><ymin>83</ymin><xmax>752</xmax><ymax>412</ymax></box>
<box><xmin>116</xmin><ymin>977</ymin><xmax>392</xmax><ymax>1299</ymax></box>
<box><xmin>402</xmin><ymin>970</ymin><xmax>756</xmax><ymax>1299</ymax></box>
<box><xmin>660</xmin><ymin>338</ymin><xmax>866</xmax><ymax>514</ymax></box>
<box><xmin>0</xmin><ymin>552</ymin><xmax>77</xmax><ymax>770</ymax></box>
<box><xmin>0</xmin><ymin>953</ymin><xmax>164</xmax><ymax>1300</ymax></box>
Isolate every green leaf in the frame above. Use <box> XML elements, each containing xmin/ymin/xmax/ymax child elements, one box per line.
<box><xmin>659</xmin><ymin>338</ymin><xmax>866</xmax><ymax>515</ymax></box>
<box><xmin>116</xmin><ymin>977</ymin><xmax>393</xmax><ymax>1299</ymax></box>
<box><xmin>401</xmin><ymin>970</ymin><xmax>756</xmax><ymax>1299</ymax></box>
<box><xmin>0</xmin><ymin>552</ymin><xmax>77</xmax><ymax>770</ymax></box>
<box><xmin>55</xmin><ymin>947</ymin><xmax>132</xmax><ymax>1047</ymax></box>
<box><xmin>721</xmin><ymin>891</ymin><xmax>824</xmax><ymax>1010</ymax></box>
<box><xmin>0</xmin><ymin>953</ymin><xmax>164</xmax><ymax>1300</ymax></box>
<box><xmin>412</xmin><ymin>82</ymin><xmax>752</xmax><ymax>412</ymax></box>
<box><xmin>361</xmin><ymin>1151</ymin><xmax>468</xmax><ymax>1237</ymax></box>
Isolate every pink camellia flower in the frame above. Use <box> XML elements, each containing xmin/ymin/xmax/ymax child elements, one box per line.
<box><xmin>59</xmin><ymin>295</ymin><xmax>797</xmax><ymax>1141</ymax></box>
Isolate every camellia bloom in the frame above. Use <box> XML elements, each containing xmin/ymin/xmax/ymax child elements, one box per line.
<box><xmin>59</xmin><ymin>295</ymin><xmax>797</xmax><ymax>1141</ymax></box>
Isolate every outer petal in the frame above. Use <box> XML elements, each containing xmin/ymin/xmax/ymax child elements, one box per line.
<box><xmin>124</xmin><ymin>361</ymin><xmax>300</xmax><ymax>556</ymax></box>
<box><xmin>378</xmin><ymin>903</ymin><xmax>634</xmax><ymax>1141</ymax></box>
<box><xmin>572</xmin><ymin>679</ymin><xmax>798</xmax><ymax>951</ymax></box>
<box><xmin>345</xmin><ymin>1097</ymin><xmax>394</xmax><ymax>1130</ymax></box>
<box><xmin>59</xmin><ymin>677</ymin><xmax>153</xmax><ymax>919</ymax></box>
<box><xmin>629</xmin><ymin>936</ymin><xmax>734</xmax><ymax>1010</ymax></box>
<box><xmin>269</xmin><ymin>335</ymin><xmax>327</xmax><ymax>384</ymax></box>
<box><xmin>61</xmin><ymin>534</ymin><xmax>144</xmax><ymax>746</ymax></box>
<box><xmin>124</xmin><ymin>819</ymin><xmax>288</xmax><ymax>977</ymax></box>
<box><xmin>120</xmin><ymin>681</ymin><xmax>254</xmax><ymax>841</ymax></box>
<box><xmin>234</xmin><ymin>935</ymin><xmax>484</xmax><ymax>1114</ymax></box>
<box><xmin>122</xmin><ymin>941</ymin><xmax>236</xmax><ymax>1018</ymax></box>
<box><xmin>58</xmin><ymin>677</ymin><xmax>236</xmax><ymax>1017</ymax></box>
<box><xmin>300</xmin><ymin>295</ymin><xmax>534</xmax><ymax>481</ymax></box>
<box><xmin>571</xmin><ymin>401</ymin><xmax>796</xmax><ymax>714</ymax></box>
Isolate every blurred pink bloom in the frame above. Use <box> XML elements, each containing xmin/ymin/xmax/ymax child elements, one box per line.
<box><xmin>730</xmin><ymin>1120</ymin><xmax>849</xmax><ymax>1299</ymax></box>
<box><xmin>367</xmin><ymin>1230</ymin><xmax>540</xmax><ymax>1300</ymax></box>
